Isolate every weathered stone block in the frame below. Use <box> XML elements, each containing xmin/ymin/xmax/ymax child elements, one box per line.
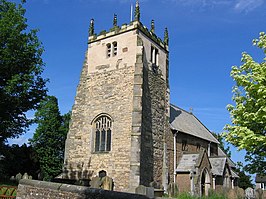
<box><xmin>135</xmin><ymin>185</ymin><xmax>154</xmax><ymax>199</ymax></box>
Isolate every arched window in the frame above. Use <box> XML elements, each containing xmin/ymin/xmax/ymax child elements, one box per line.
<box><xmin>99</xmin><ymin>170</ymin><xmax>107</xmax><ymax>178</ymax></box>
<box><xmin>94</xmin><ymin>115</ymin><xmax>112</xmax><ymax>152</ymax></box>
<box><xmin>151</xmin><ymin>45</ymin><xmax>159</xmax><ymax>65</ymax></box>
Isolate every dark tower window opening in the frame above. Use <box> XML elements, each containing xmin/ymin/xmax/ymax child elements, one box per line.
<box><xmin>107</xmin><ymin>43</ymin><xmax>111</xmax><ymax>58</ymax></box>
<box><xmin>151</xmin><ymin>45</ymin><xmax>159</xmax><ymax>66</ymax></box>
<box><xmin>106</xmin><ymin>42</ymin><xmax>118</xmax><ymax>58</ymax></box>
<box><xmin>113</xmin><ymin>42</ymin><xmax>117</xmax><ymax>56</ymax></box>
<box><xmin>94</xmin><ymin>115</ymin><xmax>112</xmax><ymax>152</ymax></box>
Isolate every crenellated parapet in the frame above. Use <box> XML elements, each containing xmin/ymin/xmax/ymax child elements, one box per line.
<box><xmin>88</xmin><ymin>1</ymin><xmax>168</xmax><ymax>51</ymax></box>
<box><xmin>89</xmin><ymin>20</ymin><xmax>168</xmax><ymax>51</ymax></box>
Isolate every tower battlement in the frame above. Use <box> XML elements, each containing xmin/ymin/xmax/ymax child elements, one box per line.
<box><xmin>89</xmin><ymin>20</ymin><xmax>168</xmax><ymax>52</ymax></box>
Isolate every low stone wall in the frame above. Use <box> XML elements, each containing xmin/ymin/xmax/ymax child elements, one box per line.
<box><xmin>16</xmin><ymin>179</ymin><xmax>149</xmax><ymax>199</ymax></box>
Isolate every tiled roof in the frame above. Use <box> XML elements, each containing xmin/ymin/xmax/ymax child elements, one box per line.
<box><xmin>255</xmin><ymin>175</ymin><xmax>266</xmax><ymax>183</ymax></box>
<box><xmin>217</xmin><ymin>147</ymin><xmax>236</xmax><ymax>168</ymax></box>
<box><xmin>175</xmin><ymin>153</ymin><xmax>200</xmax><ymax>173</ymax></box>
<box><xmin>209</xmin><ymin>157</ymin><xmax>227</xmax><ymax>176</ymax></box>
<box><xmin>170</xmin><ymin>104</ymin><xmax>219</xmax><ymax>144</ymax></box>
<box><xmin>231</xmin><ymin>169</ymin><xmax>239</xmax><ymax>178</ymax></box>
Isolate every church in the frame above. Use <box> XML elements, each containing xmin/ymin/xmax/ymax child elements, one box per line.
<box><xmin>62</xmin><ymin>1</ymin><xmax>238</xmax><ymax>196</ymax></box>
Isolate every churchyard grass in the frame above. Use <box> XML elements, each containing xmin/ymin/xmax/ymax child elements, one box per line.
<box><xmin>164</xmin><ymin>192</ymin><xmax>228</xmax><ymax>199</ymax></box>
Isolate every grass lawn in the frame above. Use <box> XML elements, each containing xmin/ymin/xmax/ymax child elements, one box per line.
<box><xmin>164</xmin><ymin>192</ymin><xmax>229</xmax><ymax>199</ymax></box>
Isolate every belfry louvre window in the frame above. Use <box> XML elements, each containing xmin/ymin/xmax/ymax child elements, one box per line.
<box><xmin>106</xmin><ymin>42</ymin><xmax>118</xmax><ymax>58</ymax></box>
<box><xmin>107</xmin><ymin>43</ymin><xmax>111</xmax><ymax>58</ymax></box>
<box><xmin>151</xmin><ymin>45</ymin><xmax>159</xmax><ymax>65</ymax></box>
<box><xmin>94</xmin><ymin>116</ymin><xmax>112</xmax><ymax>152</ymax></box>
<box><xmin>113</xmin><ymin>42</ymin><xmax>117</xmax><ymax>56</ymax></box>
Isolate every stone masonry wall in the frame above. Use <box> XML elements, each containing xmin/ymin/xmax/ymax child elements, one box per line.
<box><xmin>17</xmin><ymin>179</ymin><xmax>149</xmax><ymax>199</ymax></box>
<box><xmin>175</xmin><ymin>132</ymin><xmax>214</xmax><ymax>166</ymax></box>
<box><xmin>129</xmin><ymin>43</ymin><xmax>144</xmax><ymax>191</ymax></box>
<box><xmin>64</xmin><ymin>65</ymin><xmax>135</xmax><ymax>191</ymax></box>
<box><xmin>140</xmin><ymin>45</ymin><xmax>168</xmax><ymax>186</ymax></box>
<box><xmin>64</xmin><ymin>26</ymin><xmax>140</xmax><ymax>192</ymax></box>
<box><xmin>134</xmin><ymin>30</ymin><xmax>169</xmax><ymax>188</ymax></box>
<box><xmin>166</xmin><ymin>130</ymin><xmax>174</xmax><ymax>184</ymax></box>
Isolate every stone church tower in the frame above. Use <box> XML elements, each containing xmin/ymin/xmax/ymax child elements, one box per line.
<box><xmin>64</xmin><ymin>2</ymin><xmax>170</xmax><ymax>192</ymax></box>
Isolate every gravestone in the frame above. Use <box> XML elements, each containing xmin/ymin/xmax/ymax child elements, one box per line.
<box><xmin>90</xmin><ymin>175</ymin><xmax>114</xmax><ymax>191</ymax></box>
<box><xmin>228</xmin><ymin>189</ymin><xmax>237</xmax><ymax>199</ymax></box>
<box><xmin>101</xmin><ymin>176</ymin><xmax>113</xmax><ymax>191</ymax></box>
<box><xmin>245</xmin><ymin>187</ymin><xmax>255</xmax><ymax>199</ymax></box>
<box><xmin>22</xmin><ymin>173</ymin><xmax>29</xmax><ymax>179</ymax></box>
<box><xmin>149</xmin><ymin>181</ymin><xmax>163</xmax><ymax>189</ymax></box>
<box><xmin>135</xmin><ymin>185</ymin><xmax>154</xmax><ymax>199</ymax></box>
<box><xmin>90</xmin><ymin>176</ymin><xmax>101</xmax><ymax>188</ymax></box>
<box><xmin>15</xmin><ymin>173</ymin><xmax>22</xmax><ymax>182</ymax></box>
<box><xmin>255</xmin><ymin>188</ymin><xmax>263</xmax><ymax>199</ymax></box>
<box><xmin>149</xmin><ymin>181</ymin><xmax>164</xmax><ymax>197</ymax></box>
<box><xmin>236</xmin><ymin>187</ymin><xmax>245</xmax><ymax>198</ymax></box>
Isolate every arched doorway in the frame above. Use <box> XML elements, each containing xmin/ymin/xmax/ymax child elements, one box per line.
<box><xmin>201</xmin><ymin>168</ymin><xmax>211</xmax><ymax>196</ymax></box>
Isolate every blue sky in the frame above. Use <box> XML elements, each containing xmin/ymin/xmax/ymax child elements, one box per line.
<box><xmin>9</xmin><ymin>0</ymin><xmax>265</xmax><ymax>170</ymax></box>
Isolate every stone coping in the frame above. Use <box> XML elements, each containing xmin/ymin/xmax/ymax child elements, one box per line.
<box><xmin>18</xmin><ymin>179</ymin><xmax>150</xmax><ymax>199</ymax></box>
<box><xmin>89</xmin><ymin>21</ymin><xmax>168</xmax><ymax>52</ymax></box>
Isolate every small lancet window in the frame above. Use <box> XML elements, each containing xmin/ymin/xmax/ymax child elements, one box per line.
<box><xmin>94</xmin><ymin>115</ymin><xmax>112</xmax><ymax>152</ymax></box>
<box><xmin>196</xmin><ymin>143</ymin><xmax>201</xmax><ymax>151</ymax></box>
<box><xmin>182</xmin><ymin>140</ymin><xmax>188</xmax><ymax>151</ymax></box>
<box><xmin>151</xmin><ymin>45</ymin><xmax>159</xmax><ymax>66</ymax></box>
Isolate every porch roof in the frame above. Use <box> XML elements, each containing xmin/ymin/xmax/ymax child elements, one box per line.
<box><xmin>175</xmin><ymin>153</ymin><xmax>199</xmax><ymax>173</ymax></box>
<box><xmin>209</xmin><ymin>157</ymin><xmax>226</xmax><ymax>176</ymax></box>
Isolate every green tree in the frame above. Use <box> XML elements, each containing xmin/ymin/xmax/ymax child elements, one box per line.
<box><xmin>224</xmin><ymin>32</ymin><xmax>266</xmax><ymax>175</ymax></box>
<box><xmin>30</xmin><ymin>96</ymin><xmax>69</xmax><ymax>181</ymax></box>
<box><xmin>0</xmin><ymin>144</ymin><xmax>40</xmax><ymax>180</ymax></box>
<box><xmin>212</xmin><ymin>132</ymin><xmax>231</xmax><ymax>158</ymax></box>
<box><xmin>235</xmin><ymin>162</ymin><xmax>254</xmax><ymax>189</ymax></box>
<box><xmin>0</xmin><ymin>0</ymin><xmax>47</xmax><ymax>143</ymax></box>
<box><xmin>59</xmin><ymin>111</ymin><xmax>71</xmax><ymax>159</ymax></box>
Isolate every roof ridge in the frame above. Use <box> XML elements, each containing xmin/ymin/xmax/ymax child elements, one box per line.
<box><xmin>170</xmin><ymin>104</ymin><xmax>219</xmax><ymax>144</ymax></box>
<box><xmin>170</xmin><ymin>104</ymin><xmax>190</xmax><ymax>114</ymax></box>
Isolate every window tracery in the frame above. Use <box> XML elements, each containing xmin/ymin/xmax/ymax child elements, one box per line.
<box><xmin>94</xmin><ymin>115</ymin><xmax>112</xmax><ymax>152</ymax></box>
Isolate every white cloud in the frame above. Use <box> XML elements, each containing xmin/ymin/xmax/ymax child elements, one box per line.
<box><xmin>31</xmin><ymin>0</ymin><xmax>50</xmax><ymax>4</ymax></box>
<box><xmin>234</xmin><ymin>0</ymin><xmax>264</xmax><ymax>12</ymax></box>
<box><xmin>167</xmin><ymin>0</ymin><xmax>232</xmax><ymax>7</ymax></box>
<box><xmin>166</xmin><ymin>0</ymin><xmax>264</xmax><ymax>12</ymax></box>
